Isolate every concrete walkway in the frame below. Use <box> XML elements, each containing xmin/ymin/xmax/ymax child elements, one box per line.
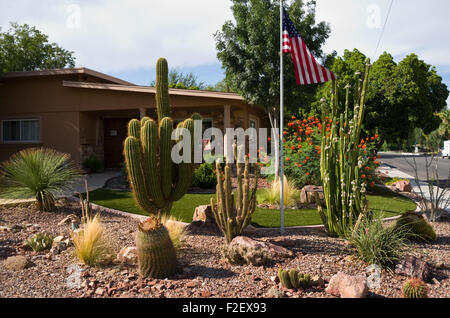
<box><xmin>0</xmin><ymin>170</ymin><xmax>121</xmax><ymax>206</ymax></box>
<box><xmin>378</xmin><ymin>163</ymin><xmax>450</xmax><ymax>214</ymax></box>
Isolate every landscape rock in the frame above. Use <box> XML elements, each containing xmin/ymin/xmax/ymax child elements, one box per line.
<box><xmin>268</xmin><ymin>238</ymin><xmax>296</xmax><ymax>248</ymax></box>
<box><xmin>53</xmin><ymin>235</ymin><xmax>65</xmax><ymax>243</ymax></box>
<box><xmin>392</xmin><ymin>180</ymin><xmax>412</xmax><ymax>192</ymax></box>
<box><xmin>325</xmin><ymin>272</ymin><xmax>368</xmax><ymax>298</ymax></box>
<box><xmin>10</xmin><ymin>224</ymin><xmax>23</xmax><ymax>233</ymax></box>
<box><xmin>192</xmin><ymin>205</ymin><xmax>216</xmax><ymax>226</ymax></box>
<box><xmin>229</xmin><ymin>236</ymin><xmax>294</xmax><ymax>259</ymax></box>
<box><xmin>4</xmin><ymin>256</ymin><xmax>30</xmax><ymax>271</ymax></box>
<box><xmin>0</xmin><ymin>225</ymin><xmax>11</xmax><ymax>232</ymax></box>
<box><xmin>395</xmin><ymin>255</ymin><xmax>432</xmax><ymax>282</ymax></box>
<box><xmin>117</xmin><ymin>246</ymin><xmax>138</xmax><ymax>266</ymax></box>
<box><xmin>311</xmin><ymin>275</ymin><xmax>325</xmax><ymax>287</ymax></box>
<box><xmin>50</xmin><ymin>241</ymin><xmax>67</xmax><ymax>255</ymax></box>
<box><xmin>300</xmin><ymin>185</ymin><xmax>325</xmax><ymax>206</ymax></box>
<box><xmin>266</xmin><ymin>287</ymin><xmax>286</xmax><ymax>298</ymax></box>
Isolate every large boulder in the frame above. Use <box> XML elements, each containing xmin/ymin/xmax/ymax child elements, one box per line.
<box><xmin>229</xmin><ymin>236</ymin><xmax>293</xmax><ymax>259</ymax></box>
<box><xmin>117</xmin><ymin>246</ymin><xmax>138</xmax><ymax>266</ymax></box>
<box><xmin>395</xmin><ymin>255</ymin><xmax>432</xmax><ymax>282</ymax></box>
<box><xmin>325</xmin><ymin>272</ymin><xmax>368</xmax><ymax>298</ymax></box>
<box><xmin>300</xmin><ymin>185</ymin><xmax>325</xmax><ymax>205</ymax></box>
<box><xmin>192</xmin><ymin>205</ymin><xmax>216</xmax><ymax>226</ymax></box>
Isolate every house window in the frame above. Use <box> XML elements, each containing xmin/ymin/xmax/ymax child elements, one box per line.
<box><xmin>249</xmin><ymin>118</ymin><xmax>257</xmax><ymax>129</ymax></box>
<box><xmin>2</xmin><ymin>119</ymin><xmax>40</xmax><ymax>143</ymax></box>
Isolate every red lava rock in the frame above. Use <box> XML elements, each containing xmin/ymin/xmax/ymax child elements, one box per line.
<box><xmin>185</xmin><ymin>281</ymin><xmax>198</xmax><ymax>288</ymax></box>
<box><xmin>147</xmin><ymin>280</ymin><xmax>158</xmax><ymax>287</ymax></box>
<box><xmin>81</xmin><ymin>271</ymin><xmax>90</xmax><ymax>278</ymax></box>
<box><xmin>268</xmin><ymin>238</ymin><xmax>296</xmax><ymax>248</ymax></box>
<box><xmin>201</xmin><ymin>290</ymin><xmax>212</xmax><ymax>298</ymax></box>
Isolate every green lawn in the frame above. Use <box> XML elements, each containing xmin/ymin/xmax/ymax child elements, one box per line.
<box><xmin>88</xmin><ymin>186</ymin><xmax>417</xmax><ymax>228</ymax></box>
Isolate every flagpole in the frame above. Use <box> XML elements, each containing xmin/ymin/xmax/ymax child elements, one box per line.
<box><xmin>279</xmin><ymin>0</ymin><xmax>285</xmax><ymax>235</ymax></box>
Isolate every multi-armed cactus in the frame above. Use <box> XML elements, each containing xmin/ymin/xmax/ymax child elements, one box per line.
<box><xmin>124</xmin><ymin>58</ymin><xmax>200</xmax><ymax>216</ymax></box>
<box><xmin>210</xmin><ymin>155</ymin><xmax>259</xmax><ymax>244</ymax></box>
<box><xmin>136</xmin><ymin>216</ymin><xmax>177</xmax><ymax>278</ymax></box>
<box><xmin>278</xmin><ymin>268</ymin><xmax>312</xmax><ymax>290</ymax></box>
<box><xmin>319</xmin><ymin>59</ymin><xmax>371</xmax><ymax>237</ymax></box>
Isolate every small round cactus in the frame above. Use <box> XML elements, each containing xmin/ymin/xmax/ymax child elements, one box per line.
<box><xmin>402</xmin><ymin>278</ymin><xmax>427</xmax><ymax>298</ymax></box>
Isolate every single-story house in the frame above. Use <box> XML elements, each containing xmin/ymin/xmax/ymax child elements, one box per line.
<box><xmin>0</xmin><ymin>68</ymin><xmax>268</xmax><ymax>168</ymax></box>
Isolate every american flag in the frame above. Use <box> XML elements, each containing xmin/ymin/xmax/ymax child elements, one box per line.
<box><xmin>282</xmin><ymin>7</ymin><xmax>336</xmax><ymax>85</ymax></box>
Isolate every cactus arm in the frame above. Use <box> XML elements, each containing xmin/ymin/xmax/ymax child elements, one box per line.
<box><xmin>141</xmin><ymin>119</ymin><xmax>165</xmax><ymax>208</ymax></box>
<box><xmin>124</xmin><ymin>136</ymin><xmax>157</xmax><ymax>213</ymax></box>
<box><xmin>128</xmin><ymin>119</ymin><xmax>141</xmax><ymax>139</ymax></box>
<box><xmin>156</xmin><ymin>58</ymin><xmax>171</xmax><ymax>121</ymax></box>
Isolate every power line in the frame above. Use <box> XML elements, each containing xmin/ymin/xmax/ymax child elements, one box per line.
<box><xmin>373</xmin><ymin>0</ymin><xmax>394</xmax><ymax>61</ymax></box>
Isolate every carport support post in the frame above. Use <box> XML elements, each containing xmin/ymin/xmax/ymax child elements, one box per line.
<box><xmin>139</xmin><ymin>107</ymin><xmax>147</xmax><ymax>119</ymax></box>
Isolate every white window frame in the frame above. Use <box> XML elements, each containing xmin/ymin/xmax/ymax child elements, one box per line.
<box><xmin>1</xmin><ymin>118</ymin><xmax>41</xmax><ymax>144</ymax></box>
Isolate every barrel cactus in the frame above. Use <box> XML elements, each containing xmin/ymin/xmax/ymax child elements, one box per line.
<box><xmin>210</xmin><ymin>154</ymin><xmax>259</xmax><ymax>244</ymax></box>
<box><xmin>402</xmin><ymin>278</ymin><xmax>427</xmax><ymax>298</ymax></box>
<box><xmin>124</xmin><ymin>58</ymin><xmax>200</xmax><ymax>216</ymax></box>
<box><xmin>136</xmin><ymin>216</ymin><xmax>177</xmax><ymax>278</ymax></box>
<box><xmin>278</xmin><ymin>268</ymin><xmax>311</xmax><ymax>290</ymax></box>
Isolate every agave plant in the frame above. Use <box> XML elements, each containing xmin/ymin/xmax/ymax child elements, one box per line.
<box><xmin>0</xmin><ymin>148</ymin><xmax>80</xmax><ymax>211</ymax></box>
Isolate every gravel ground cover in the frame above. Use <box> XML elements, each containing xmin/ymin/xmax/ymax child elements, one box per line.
<box><xmin>0</xmin><ymin>200</ymin><xmax>448</xmax><ymax>298</ymax></box>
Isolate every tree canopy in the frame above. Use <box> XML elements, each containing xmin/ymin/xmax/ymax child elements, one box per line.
<box><xmin>0</xmin><ymin>23</ymin><xmax>75</xmax><ymax>74</ymax></box>
<box><xmin>214</xmin><ymin>0</ymin><xmax>331</xmax><ymax>122</ymax></box>
<box><xmin>313</xmin><ymin>49</ymin><xmax>449</xmax><ymax>149</ymax></box>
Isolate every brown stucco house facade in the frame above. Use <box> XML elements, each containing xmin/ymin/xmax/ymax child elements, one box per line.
<box><xmin>0</xmin><ymin>68</ymin><xmax>268</xmax><ymax>168</ymax></box>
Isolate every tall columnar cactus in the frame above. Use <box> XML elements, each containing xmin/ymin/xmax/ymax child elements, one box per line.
<box><xmin>210</xmin><ymin>155</ymin><xmax>259</xmax><ymax>244</ymax></box>
<box><xmin>319</xmin><ymin>59</ymin><xmax>371</xmax><ymax>237</ymax></box>
<box><xmin>136</xmin><ymin>216</ymin><xmax>177</xmax><ymax>278</ymax></box>
<box><xmin>124</xmin><ymin>58</ymin><xmax>200</xmax><ymax>216</ymax></box>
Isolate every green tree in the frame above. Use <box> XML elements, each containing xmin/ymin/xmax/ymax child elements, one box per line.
<box><xmin>0</xmin><ymin>23</ymin><xmax>75</xmax><ymax>74</ymax></box>
<box><xmin>435</xmin><ymin>110</ymin><xmax>450</xmax><ymax>139</ymax></box>
<box><xmin>150</xmin><ymin>69</ymin><xmax>206</xmax><ymax>90</ymax></box>
<box><xmin>214</xmin><ymin>0</ymin><xmax>331</xmax><ymax>123</ymax></box>
<box><xmin>314</xmin><ymin>49</ymin><xmax>449</xmax><ymax>149</ymax></box>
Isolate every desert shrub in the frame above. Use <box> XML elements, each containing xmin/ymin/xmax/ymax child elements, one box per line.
<box><xmin>72</xmin><ymin>214</ymin><xmax>109</xmax><ymax>266</ymax></box>
<box><xmin>82</xmin><ymin>155</ymin><xmax>104</xmax><ymax>173</ymax></box>
<box><xmin>393</xmin><ymin>212</ymin><xmax>437</xmax><ymax>243</ymax></box>
<box><xmin>349</xmin><ymin>217</ymin><xmax>410</xmax><ymax>269</ymax></box>
<box><xmin>25</xmin><ymin>232</ymin><xmax>53</xmax><ymax>252</ymax></box>
<box><xmin>192</xmin><ymin>162</ymin><xmax>217</xmax><ymax>189</ymax></box>
<box><xmin>0</xmin><ymin>148</ymin><xmax>80</xmax><ymax>211</ymax></box>
<box><xmin>160</xmin><ymin>215</ymin><xmax>187</xmax><ymax>250</ymax></box>
<box><xmin>222</xmin><ymin>245</ymin><xmax>271</xmax><ymax>266</ymax></box>
<box><xmin>256</xmin><ymin>175</ymin><xmax>300</xmax><ymax>207</ymax></box>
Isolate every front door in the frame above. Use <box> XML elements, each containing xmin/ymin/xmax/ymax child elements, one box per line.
<box><xmin>104</xmin><ymin>118</ymin><xmax>130</xmax><ymax>168</ymax></box>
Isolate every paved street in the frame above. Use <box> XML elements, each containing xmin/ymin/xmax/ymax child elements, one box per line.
<box><xmin>378</xmin><ymin>152</ymin><xmax>450</xmax><ymax>188</ymax></box>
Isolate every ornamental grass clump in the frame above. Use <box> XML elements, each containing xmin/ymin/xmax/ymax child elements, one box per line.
<box><xmin>0</xmin><ymin>148</ymin><xmax>80</xmax><ymax>211</ymax></box>
<box><xmin>319</xmin><ymin>60</ymin><xmax>372</xmax><ymax>237</ymax></box>
<box><xmin>160</xmin><ymin>214</ymin><xmax>187</xmax><ymax>250</ymax></box>
<box><xmin>256</xmin><ymin>175</ymin><xmax>299</xmax><ymax>207</ymax></box>
<box><xmin>73</xmin><ymin>214</ymin><xmax>110</xmax><ymax>267</ymax></box>
<box><xmin>349</xmin><ymin>217</ymin><xmax>411</xmax><ymax>269</ymax></box>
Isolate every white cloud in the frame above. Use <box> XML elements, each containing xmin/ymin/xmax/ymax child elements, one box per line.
<box><xmin>1</xmin><ymin>0</ymin><xmax>449</xmax><ymax>100</ymax></box>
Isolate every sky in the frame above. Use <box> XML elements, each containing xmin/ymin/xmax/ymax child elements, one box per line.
<box><xmin>0</xmin><ymin>0</ymin><xmax>449</xmax><ymax>106</ymax></box>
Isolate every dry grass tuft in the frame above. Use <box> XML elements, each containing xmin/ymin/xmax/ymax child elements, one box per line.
<box><xmin>160</xmin><ymin>215</ymin><xmax>187</xmax><ymax>250</ymax></box>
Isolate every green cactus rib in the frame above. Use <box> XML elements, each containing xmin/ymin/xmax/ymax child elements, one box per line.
<box><xmin>136</xmin><ymin>224</ymin><xmax>177</xmax><ymax>278</ymax></box>
<box><xmin>402</xmin><ymin>279</ymin><xmax>427</xmax><ymax>298</ymax></box>
<box><xmin>278</xmin><ymin>268</ymin><xmax>312</xmax><ymax>290</ymax></box>
<box><xmin>123</xmin><ymin>58</ymin><xmax>201</xmax><ymax>216</ymax></box>
<box><xmin>210</xmin><ymin>154</ymin><xmax>259</xmax><ymax>244</ymax></box>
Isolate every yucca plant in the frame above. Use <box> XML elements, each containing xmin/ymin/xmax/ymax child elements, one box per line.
<box><xmin>0</xmin><ymin>148</ymin><xmax>80</xmax><ymax>211</ymax></box>
<box><xmin>319</xmin><ymin>60</ymin><xmax>371</xmax><ymax>237</ymax></box>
